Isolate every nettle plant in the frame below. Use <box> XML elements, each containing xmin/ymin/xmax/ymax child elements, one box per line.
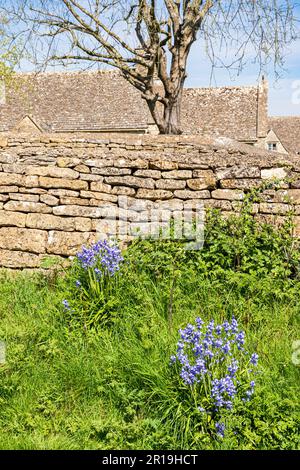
<box><xmin>171</xmin><ymin>317</ymin><xmax>259</xmax><ymax>439</ymax></box>
<box><xmin>63</xmin><ymin>240</ymin><xmax>124</xmax><ymax>327</ymax></box>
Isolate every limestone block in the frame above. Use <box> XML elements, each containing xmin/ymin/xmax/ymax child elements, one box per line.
<box><xmin>57</xmin><ymin>157</ymin><xmax>81</xmax><ymax>168</ymax></box>
<box><xmin>74</xmin><ymin>164</ymin><xmax>90</xmax><ymax>173</ymax></box>
<box><xmin>187</xmin><ymin>176</ymin><xmax>216</xmax><ymax>190</ymax></box>
<box><xmin>75</xmin><ymin>218</ymin><xmax>92</xmax><ymax>232</ymax></box>
<box><xmin>0</xmin><ymin>153</ymin><xmax>16</xmax><ymax>164</ymax></box>
<box><xmin>24</xmin><ymin>176</ymin><xmax>39</xmax><ymax>188</ymax></box>
<box><xmin>80</xmin><ymin>174</ymin><xmax>104</xmax><ymax>182</ymax></box>
<box><xmin>136</xmin><ymin>189</ymin><xmax>173</xmax><ymax>200</ymax></box>
<box><xmin>26</xmin><ymin>213</ymin><xmax>92</xmax><ymax>232</ymax></box>
<box><xmin>9</xmin><ymin>193</ymin><xmax>39</xmax><ymax>202</ymax></box>
<box><xmin>162</xmin><ymin>170</ymin><xmax>192</xmax><ymax>179</ymax></box>
<box><xmin>0</xmin><ymin>173</ymin><xmax>23</xmax><ymax>186</ymax></box>
<box><xmin>85</xmin><ymin>159</ymin><xmax>114</xmax><ymax>168</ymax></box>
<box><xmin>90</xmin><ymin>181</ymin><xmax>112</xmax><ymax>193</ymax></box>
<box><xmin>89</xmin><ymin>194</ymin><xmax>118</xmax><ymax>204</ymax></box>
<box><xmin>26</xmin><ymin>213</ymin><xmax>75</xmax><ymax>231</ymax></box>
<box><xmin>39</xmin><ymin>176</ymin><xmax>88</xmax><ymax>190</ymax></box>
<box><xmin>53</xmin><ymin>204</ymin><xmax>104</xmax><ymax>218</ymax></box>
<box><xmin>211</xmin><ymin>189</ymin><xmax>244</xmax><ymax>201</ymax></box>
<box><xmin>0</xmin><ymin>210</ymin><xmax>26</xmax><ymax>227</ymax></box>
<box><xmin>0</xmin><ymin>227</ymin><xmax>47</xmax><ymax>253</ymax></box>
<box><xmin>81</xmin><ymin>190</ymin><xmax>118</xmax><ymax>203</ymax></box>
<box><xmin>47</xmin><ymin>231</ymin><xmax>92</xmax><ymax>255</ymax></box>
<box><xmin>118</xmin><ymin>196</ymin><xmax>153</xmax><ymax>211</ymax></box>
<box><xmin>134</xmin><ymin>169</ymin><xmax>161</xmax><ymax>179</ymax></box>
<box><xmin>267</xmin><ymin>189</ymin><xmax>300</xmax><ymax>204</ymax></box>
<box><xmin>104</xmin><ymin>176</ymin><xmax>154</xmax><ymax>190</ymax></box>
<box><xmin>220</xmin><ymin>179</ymin><xmax>262</xmax><ymax>189</ymax></box>
<box><xmin>27</xmin><ymin>166</ymin><xmax>79</xmax><ymax>179</ymax></box>
<box><xmin>40</xmin><ymin>194</ymin><xmax>59</xmax><ymax>206</ymax></box>
<box><xmin>0</xmin><ymin>249</ymin><xmax>41</xmax><ymax>268</ymax></box>
<box><xmin>20</xmin><ymin>187</ymin><xmax>46</xmax><ymax>194</ymax></box>
<box><xmin>216</xmin><ymin>166</ymin><xmax>260</xmax><ymax>180</ymax></box>
<box><xmin>92</xmin><ymin>219</ymin><xmax>118</xmax><ymax>235</ymax></box>
<box><xmin>259</xmin><ymin>203</ymin><xmax>291</xmax><ymax>215</ymax></box>
<box><xmin>92</xmin><ymin>167</ymin><xmax>131</xmax><ymax>176</ymax></box>
<box><xmin>60</xmin><ymin>196</ymin><xmax>90</xmax><ymax>206</ymax></box>
<box><xmin>174</xmin><ymin>190</ymin><xmax>210</xmax><ymax>200</ymax></box>
<box><xmin>49</xmin><ymin>189</ymin><xmax>79</xmax><ymax>197</ymax></box>
<box><xmin>0</xmin><ymin>137</ymin><xmax>8</xmax><ymax>148</ymax></box>
<box><xmin>285</xmin><ymin>190</ymin><xmax>300</xmax><ymax>204</ymax></box>
<box><xmin>0</xmin><ymin>186</ymin><xmax>19</xmax><ymax>193</ymax></box>
<box><xmin>114</xmin><ymin>158</ymin><xmax>148</xmax><ymax>169</ymax></box>
<box><xmin>4</xmin><ymin>200</ymin><xmax>52</xmax><ymax>214</ymax></box>
<box><xmin>156</xmin><ymin>179</ymin><xmax>186</xmax><ymax>190</ymax></box>
<box><xmin>2</xmin><ymin>164</ymin><xmax>27</xmax><ymax>174</ymax></box>
<box><xmin>149</xmin><ymin>161</ymin><xmax>178</xmax><ymax>170</ymax></box>
<box><xmin>261</xmin><ymin>168</ymin><xmax>288</xmax><ymax>180</ymax></box>
<box><xmin>111</xmin><ymin>186</ymin><xmax>136</xmax><ymax>196</ymax></box>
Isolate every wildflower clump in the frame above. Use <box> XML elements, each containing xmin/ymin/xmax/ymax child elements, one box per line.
<box><xmin>171</xmin><ymin>316</ymin><xmax>259</xmax><ymax>439</ymax></box>
<box><xmin>63</xmin><ymin>240</ymin><xmax>124</xmax><ymax>326</ymax></box>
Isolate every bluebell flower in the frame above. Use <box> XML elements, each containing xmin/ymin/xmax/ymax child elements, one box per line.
<box><xmin>223</xmin><ymin>321</ymin><xmax>231</xmax><ymax>333</ymax></box>
<box><xmin>76</xmin><ymin>240</ymin><xmax>123</xmax><ymax>276</ymax></box>
<box><xmin>250</xmin><ymin>353</ymin><xmax>259</xmax><ymax>366</ymax></box>
<box><xmin>215</xmin><ymin>422</ymin><xmax>225</xmax><ymax>438</ymax></box>
<box><xmin>231</xmin><ymin>317</ymin><xmax>239</xmax><ymax>334</ymax></box>
<box><xmin>170</xmin><ymin>355</ymin><xmax>176</xmax><ymax>365</ymax></box>
<box><xmin>215</xmin><ymin>325</ymin><xmax>223</xmax><ymax>335</ymax></box>
<box><xmin>171</xmin><ymin>317</ymin><xmax>258</xmax><ymax>431</ymax></box>
<box><xmin>227</xmin><ymin>359</ymin><xmax>239</xmax><ymax>377</ymax></box>
<box><xmin>75</xmin><ymin>280</ymin><xmax>81</xmax><ymax>288</ymax></box>
<box><xmin>62</xmin><ymin>299</ymin><xmax>71</xmax><ymax>310</ymax></box>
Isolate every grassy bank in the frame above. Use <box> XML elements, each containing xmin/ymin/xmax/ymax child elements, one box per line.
<box><xmin>0</xmin><ymin>209</ymin><xmax>299</xmax><ymax>449</ymax></box>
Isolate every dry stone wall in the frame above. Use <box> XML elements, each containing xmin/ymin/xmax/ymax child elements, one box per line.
<box><xmin>0</xmin><ymin>134</ymin><xmax>300</xmax><ymax>268</ymax></box>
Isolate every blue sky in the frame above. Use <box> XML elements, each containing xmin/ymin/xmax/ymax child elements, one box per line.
<box><xmin>185</xmin><ymin>36</ymin><xmax>300</xmax><ymax>117</ymax></box>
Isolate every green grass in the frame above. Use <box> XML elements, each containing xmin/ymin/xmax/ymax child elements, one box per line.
<box><xmin>0</xmin><ymin>262</ymin><xmax>299</xmax><ymax>449</ymax></box>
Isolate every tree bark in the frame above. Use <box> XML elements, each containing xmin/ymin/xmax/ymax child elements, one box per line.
<box><xmin>162</xmin><ymin>99</ymin><xmax>182</xmax><ymax>134</ymax></box>
<box><xmin>146</xmin><ymin>86</ymin><xmax>184</xmax><ymax>135</ymax></box>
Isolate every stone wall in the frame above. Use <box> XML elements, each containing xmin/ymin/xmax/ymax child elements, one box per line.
<box><xmin>0</xmin><ymin>134</ymin><xmax>300</xmax><ymax>268</ymax></box>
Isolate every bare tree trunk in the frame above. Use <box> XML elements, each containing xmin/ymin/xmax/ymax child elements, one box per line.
<box><xmin>163</xmin><ymin>99</ymin><xmax>182</xmax><ymax>135</ymax></box>
<box><xmin>146</xmin><ymin>85</ymin><xmax>184</xmax><ymax>135</ymax></box>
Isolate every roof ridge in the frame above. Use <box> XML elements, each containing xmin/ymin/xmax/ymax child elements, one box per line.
<box><xmin>185</xmin><ymin>84</ymin><xmax>258</xmax><ymax>91</ymax></box>
<box><xmin>269</xmin><ymin>115</ymin><xmax>300</xmax><ymax>119</ymax></box>
<box><xmin>14</xmin><ymin>69</ymin><xmax>121</xmax><ymax>77</ymax></box>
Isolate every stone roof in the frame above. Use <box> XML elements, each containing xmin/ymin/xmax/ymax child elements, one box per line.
<box><xmin>182</xmin><ymin>86</ymin><xmax>259</xmax><ymax>141</ymax></box>
<box><xmin>269</xmin><ymin>116</ymin><xmax>300</xmax><ymax>155</ymax></box>
<box><xmin>0</xmin><ymin>70</ymin><xmax>262</xmax><ymax>140</ymax></box>
<box><xmin>0</xmin><ymin>71</ymin><xmax>151</xmax><ymax>133</ymax></box>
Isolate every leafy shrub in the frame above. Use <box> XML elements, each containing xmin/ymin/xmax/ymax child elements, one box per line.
<box><xmin>125</xmin><ymin>189</ymin><xmax>300</xmax><ymax>282</ymax></box>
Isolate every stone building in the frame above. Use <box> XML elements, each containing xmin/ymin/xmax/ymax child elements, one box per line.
<box><xmin>267</xmin><ymin>117</ymin><xmax>300</xmax><ymax>155</ymax></box>
<box><xmin>0</xmin><ymin>70</ymin><xmax>298</xmax><ymax>154</ymax></box>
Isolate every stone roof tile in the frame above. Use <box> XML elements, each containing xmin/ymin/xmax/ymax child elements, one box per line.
<box><xmin>0</xmin><ymin>71</ymin><xmax>260</xmax><ymax>140</ymax></box>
